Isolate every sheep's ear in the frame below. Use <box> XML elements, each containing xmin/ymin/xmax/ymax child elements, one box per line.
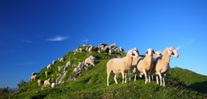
<box><xmin>145</xmin><ymin>51</ymin><xmax>148</xmax><ymax>55</ymax></box>
<box><xmin>152</xmin><ymin>50</ymin><xmax>155</xmax><ymax>54</ymax></box>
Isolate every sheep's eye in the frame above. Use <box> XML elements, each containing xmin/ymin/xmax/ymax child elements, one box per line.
<box><xmin>131</xmin><ymin>53</ymin><xmax>135</xmax><ymax>56</ymax></box>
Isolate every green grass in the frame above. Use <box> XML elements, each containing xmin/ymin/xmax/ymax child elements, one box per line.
<box><xmin>8</xmin><ymin>51</ymin><xmax>207</xmax><ymax>99</ymax></box>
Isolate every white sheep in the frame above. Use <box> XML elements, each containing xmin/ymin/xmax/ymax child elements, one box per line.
<box><xmin>106</xmin><ymin>48</ymin><xmax>139</xmax><ymax>86</ymax></box>
<box><xmin>59</xmin><ymin>57</ymin><xmax>64</xmax><ymax>62</ymax></box>
<box><xmin>137</xmin><ymin>48</ymin><xmax>155</xmax><ymax>84</ymax></box>
<box><xmin>79</xmin><ymin>48</ymin><xmax>83</xmax><ymax>53</ymax></box>
<box><xmin>37</xmin><ymin>79</ymin><xmax>41</xmax><ymax>86</ymax></box>
<box><xmin>149</xmin><ymin>51</ymin><xmax>162</xmax><ymax>80</ymax></box>
<box><xmin>108</xmin><ymin>43</ymin><xmax>116</xmax><ymax>49</ymax></box>
<box><xmin>109</xmin><ymin>49</ymin><xmax>113</xmax><ymax>55</ymax></box>
<box><xmin>43</xmin><ymin>79</ymin><xmax>51</xmax><ymax>88</ymax></box>
<box><xmin>88</xmin><ymin>45</ymin><xmax>93</xmax><ymax>52</ymax></box>
<box><xmin>98</xmin><ymin>43</ymin><xmax>108</xmax><ymax>50</ymax></box>
<box><xmin>119</xmin><ymin>47</ymin><xmax>124</xmax><ymax>54</ymax></box>
<box><xmin>47</xmin><ymin>64</ymin><xmax>51</xmax><ymax>70</ymax></box>
<box><xmin>154</xmin><ymin>47</ymin><xmax>179</xmax><ymax>86</ymax></box>
<box><xmin>30</xmin><ymin>74</ymin><xmax>36</xmax><ymax>81</ymax></box>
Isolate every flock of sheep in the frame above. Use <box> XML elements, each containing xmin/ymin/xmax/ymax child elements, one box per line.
<box><xmin>29</xmin><ymin>43</ymin><xmax>179</xmax><ymax>89</ymax></box>
<box><xmin>106</xmin><ymin>47</ymin><xmax>179</xmax><ymax>86</ymax></box>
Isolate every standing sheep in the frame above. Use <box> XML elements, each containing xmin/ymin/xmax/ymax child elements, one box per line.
<box><xmin>47</xmin><ymin>64</ymin><xmax>51</xmax><ymax>70</ymax></box>
<box><xmin>154</xmin><ymin>47</ymin><xmax>179</xmax><ymax>86</ymax></box>
<box><xmin>106</xmin><ymin>48</ymin><xmax>139</xmax><ymax>86</ymax></box>
<box><xmin>59</xmin><ymin>57</ymin><xmax>64</xmax><ymax>62</ymax></box>
<box><xmin>108</xmin><ymin>43</ymin><xmax>116</xmax><ymax>49</ymax></box>
<box><xmin>30</xmin><ymin>74</ymin><xmax>36</xmax><ymax>81</ymax></box>
<box><xmin>137</xmin><ymin>48</ymin><xmax>155</xmax><ymax>84</ymax></box>
<box><xmin>43</xmin><ymin>79</ymin><xmax>51</xmax><ymax>88</ymax></box>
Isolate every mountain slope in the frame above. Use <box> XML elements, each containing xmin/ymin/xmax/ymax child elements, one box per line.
<box><xmin>7</xmin><ymin>45</ymin><xmax>207</xmax><ymax>99</ymax></box>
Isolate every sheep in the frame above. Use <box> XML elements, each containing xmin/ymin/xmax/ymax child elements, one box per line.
<box><xmin>37</xmin><ymin>79</ymin><xmax>41</xmax><ymax>86</ymax></box>
<box><xmin>84</xmin><ymin>55</ymin><xmax>96</xmax><ymax>66</ymax></box>
<box><xmin>30</xmin><ymin>74</ymin><xmax>36</xmax><ymax>81</ymax></box>
<box><xmin>79</xmin><ymin>48</ymin><xmax>83</xmax><ymax>53</ymax></box>
<box><xmin>106</xmin><ymin>48</ymin><xmax>139</xmax><ymax>86</ymax></box>
<box><xmin>108</xmin><ymin>43</ymin><xmax>116</xmax><ymax>49</ymax></box>
<box><xmin>52</xmin><ymin>60</ymin><xmax>57</xmax><ymax>64</ymax></box>
<box><xmin>43</xmin><ymin>79</ymin><xmax>51</xmax><ymax>88</ymax></box>
<box><xmin>154</xmin><ymin>47</ymin><xmax>179</xmax><ymax>86</ymax></box>
<box><xmin>119</xmin><ymin>47</ymin><xmax>124</xmax><ymax>54</ymax></box>
<box><xmin>31</xmin><ymin>72</ymin><xmax>37</xmax><ymax>76</ymax></box>
<box><xmin>47</xmin><ymin>64</ymin><xmax>51</xmax><ymax>70</ymax></box>
<box><xmin>109</xmin><ymin>49</ymin><xmax>113</xmax><ymax>55</ymax></box>
<box><xmin>98</xmin><ymin>43</ymin><xmax>108</xmax><ymax>50</ymax></box>
<box><xmin>59</xmin><ymin>57</ymin><xmax>64</xmax><ymax>62</ymax></box>
<box><xmin>137</xmin><ymin>48</ymin><xmax>155</xmax><ymax>84</ymax></box>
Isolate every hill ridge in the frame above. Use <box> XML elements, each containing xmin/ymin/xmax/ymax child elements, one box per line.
<box><xmin>3</xmin><ymin>43</ymin><xmax>207</xmax><ymax>98</ymax></box>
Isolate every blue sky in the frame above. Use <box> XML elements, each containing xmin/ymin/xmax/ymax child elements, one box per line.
<box><xmin>0</xmin><ymin>0</ymin><xmax>207</xmax><ymax>89</ymax></box>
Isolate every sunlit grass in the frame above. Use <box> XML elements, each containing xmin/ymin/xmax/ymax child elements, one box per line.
<box><xmin>8</xmin><ymin>51</ymin><xmax>207</xmax><ymax>99</ymax></box>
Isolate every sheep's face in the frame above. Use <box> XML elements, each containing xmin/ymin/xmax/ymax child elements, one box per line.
<box><xmin>167</xmin><ymin>47</ymin><xmax>179</xmax><ymax>58</ymax></box>
<box><xmin>128</xmin><ymin>49</ymin><xmax>139</xmax><ymax>58</ymax></box>
<box><xmin>154</xmin><ymin>51</ymin><xmax>162</xmax><ymax>58</ymax></box>
<box><xmin>145</xmin><ymin>48</ymin><xmax>155</xmax><ymax>56</ymax></box>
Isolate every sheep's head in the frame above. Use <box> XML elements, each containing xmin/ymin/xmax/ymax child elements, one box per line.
<box><xmin>127</xmin><ymin>48</ymin><xmax>139</xmax><ymax>58</ymax></box>
<box><xmin>165</xmin><ymin>47</ymin><xmax>179</xmax><ymax>58</ymax></box>
<box><xmin>153</xmin><ymin>51</ymin><xmax>162</xmax><ymax>58</ymax></box>
<box><xmin>145</xmin><ymin>48</ymin><xmax>155</xmax><ymax>57</ymax></box>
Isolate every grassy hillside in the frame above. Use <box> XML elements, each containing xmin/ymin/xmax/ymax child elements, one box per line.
<box><xmin>5</xmin><ymin>47</ymin><xmax>207</xmax><ymax>99</ymax></box>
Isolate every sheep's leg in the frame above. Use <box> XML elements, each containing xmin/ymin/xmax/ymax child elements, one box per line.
<box><xmin>107</xmin><ymin>72</ymin><xmax>110</xmax><ymax>86</ymax></box>
<box><xmin>134</xmin><ymin>73</ymin><xmax>137</xmax><ymax>81</ymax></box>
<box><xmin>156</xmin><ymin>76</ymin><xmax>159</xmax><ymax>85</ymax></box>
<box><xmin>148</xmin><ymin>72</ymin><xmax>151</xmax><ymax>83</ymax></box>
<box><xmin>143</xmin><ymin>70</ymin><xmax>148</xmax><ymax>84</ymax></box>
<box><xmin>151</xmin><ymin>75</ymin><xmax>154</xmax><ymax>82</ymax></box>
<box><xmin>125</xmin><ymin>72</ymin><xmax>128</xmax><ymax>83</ymax></box>
<box><xmin>128</xmin><ymin>71</ymin><xmax>131</xmax><ymax>81</ymax></box>
<box><xmin>114</xmin><ymin>74</ymin><xmax>118</xmax><ymax>84</ymax></box>
<box><xmin>121</xmin><ymin>72</ymin><xmax>125</xmax><ymax>84</ymax></box>
<box><xmin>163</xmin><ymin>74</ymin><xmax>166</xmax><ymax>86</ymax></box>
<box><xmin>158</xmin><ymin>73</ymin><xmax>163</xmax><ymax>86</ymax></box>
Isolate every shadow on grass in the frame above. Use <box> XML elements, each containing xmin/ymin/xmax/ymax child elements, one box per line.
<box><xmin>30</xmin><ymin>94</ymin><xmax>46</xmax><ymax>99</ymax></box>
<box><xmin>189</xmin><ymin>81</ymin><xmax>207</xmax><ymax>94</ymax></box>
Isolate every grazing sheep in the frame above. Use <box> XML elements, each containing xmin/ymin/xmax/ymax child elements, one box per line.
<box><xmin>30</xmin><ymin>75</ymin><xmax>36</xmax><ymax>81</ymax></box>
<box><xmin>47</xmin><ymin>64</ymin><xmax>51</xmax><ymax>70</ymax></box>
<box><xmin>137</xmin><ymin>48</ymin><xmax>155</xmax><ymax>84</ymax></box>
<box><xmin>98</xmin><ymin>43</ymin><xmax>108</xmax><ymax>50</ymax></box>
<box><xmin>108</xmin><ymin>43</ymin><xmax>116</xmax><ymax>49</ymax></box>
<box><xmin>43</xmin><ymin>79</ymin><xmax>51</xmax><ymax>88</ymax></box>
<box><xmin>84</xmin><ymin>55</ymin><xmax>96</xmax><ymax>66</ymax></box>
<box><xmin>59</xmin><ymin>57</ymin><xmax>64</xmax><ymax>62</ymax></box>
<box><xmin>106</xmin><ymin>48</ymin><xmax>139</xmax><ymax>86</ymax></box>
<box><xmin>37</xmin><ymin>79</ymin><xmax>41</xmax><ymax>86</ymax></box>
<box><xmin>154</xmin><ymin>47</ymin><xmax>179</xmax><ymax>86</ymax></box>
